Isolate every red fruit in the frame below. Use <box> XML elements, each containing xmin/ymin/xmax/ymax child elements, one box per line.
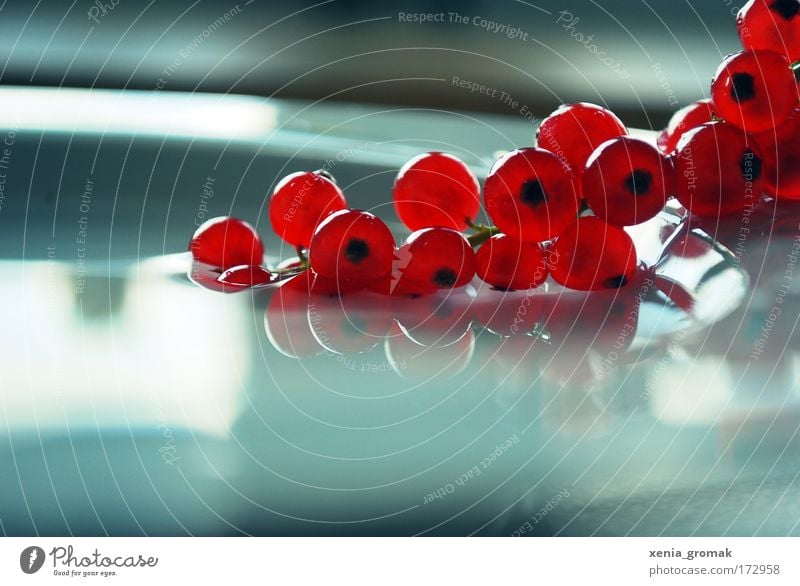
<box><xmin>189</xmin><ymin>216</ymin><xmax>264</xmax><ymax>269</ymax></box>
<box><xmin>737</xmin><ymin>0</ymin><xmax>800</xmax><ymax>62</ymax></box>
<box><xmin>710</xmin><ymin>49</ymin><xmax>798</xmax><ymax>133</ymax></box>
<box><xmin>657</xmin><ymin>99</ymin><xmax>715</xmax><ymax>154</ymax></box>
<box><xmin>218</xmin><ymin>265</ymin><xmax>275</xmax><ymax>291</ymax></box>
<box><xmin>673</xmin><ymin>122</ymin><xmax>764</xmax><ymax>217</ymax></box>
<box><xmin>308</xmin><ymin>209</ymin><xmax>395</xmax><ymax>285</ymax></box>
<box><xmin>537</xmin><ymin>102</ymin><xmax>627</xmax><ymax>175</ymax></box>
<box><xmin>549</xmin><ymin>217</ymin><xmax>637</xmax><ymax>291</ymax></box>
<box><xmin>475</xmin><ymin>234</ymin><xmax>548</xmax><ymax>290</ymax></box>
<box><xmin>393</xmin><ymin>152</ymin><xmax>481</xmax><ymax>232</ymax></box>
<box><xmin>582</xmin><ymin>136</ymin><xmax>673</xmax><ymax>227</ymax></box>
<box><xmin>752</xmin><ymin>108</ymin><xmax>800</xmax><ymax>199</ymax></box>
<box><xmin>269</xmin><ymin>171</ymin><xmax>347</xmax><ymax>247</ymax></box>
<box><xmin>483</xmin><ymin>147</ymin><xmax>579</xmax><ymax>243</ymax></box>
<box><xmin>394</xmin><ymin>227</ymin><xmax>476</xmax><ymax>290</ymax></box>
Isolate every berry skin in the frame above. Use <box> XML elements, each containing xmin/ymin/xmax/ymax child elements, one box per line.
<box><xmin>393</xmin><ymin>152</ymin><xmax>481</xmax><ymax>232</ymax></box>
<box><xmin>737</xmin><ymin>0</ymin><xmax>800</xmax><ymax>62</ymax></box>
<box><xmin>673</xmin><ymin>122</ymin><xmax>764</xmax><ymax>217</ymax></box>
<box><xmin>475</xmin><ymin>234</ymin><xmax>548</xmax><ymax>290</ymax></box>
<box><xmin>394</xmin><ymin>227</ymin><xmax>476</xmax><ymax>291</ymax></box>
<box><xmin>582</xmin><ymin>136</ymin><xmax>674</xmax><ymax>227</ymax></box>
<box><xmin>752</xmin><ymin>108</ymin><xmax>800</xmax><ymax>199</ymax></box>
<box><xmin>483</xmin><ymin>147</ymin><xmax>579</xmax><ymax>243</ymax></box>
<box><xmin>537</xmin><ymin>102</ymin><xmax>627</xmax><ymax>175</ymax></box>
<box><xmin>269</xmin><ymin>171</ymin><xmax>347</xmax><ymax>247</ymax></box>
<box><xmin>710</xmin><ymin>49</ymin><xmax>798</xmax><ymax>133</ymax></box>
<box><xmin>190</xmin><ymin>216</ymin><xmax>264</xmax><ymax>269</ymax></box>
<box><xmin>309</xmin><ymin>209</ymin><xmax>395</xmax><ymax>285</ymax></box>
<box><xmin>657</xmin><ymin>99</ymin><xmax>715</xmax><ymax>154</ymax></box>
<box><xmin>549</xmin><ymin>217</ymin><xmax>637</xmax><ymax>291</ymax></box>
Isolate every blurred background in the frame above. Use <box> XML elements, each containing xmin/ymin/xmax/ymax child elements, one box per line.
<box><xmin>0</xmin><ymin>0</ymin><xmax>740</xmax><ymax>128</ymax></box>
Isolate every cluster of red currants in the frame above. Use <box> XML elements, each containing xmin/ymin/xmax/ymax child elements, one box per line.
<box><xmin>189</xmin><ymin>0</ymin><xmax>800</xmax><ymax>297</ymax></box>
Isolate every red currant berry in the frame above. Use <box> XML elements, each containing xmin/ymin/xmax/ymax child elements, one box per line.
<box><xmin>582</xmin><ymin>136</ymin><xmax>673</xmax><ymax>227</ymax></box>
<box><xmin>738</xmin><ymin>0</ymin><xmax>800</xmax><ymax>62</ymax></box>
<box><xmin>537</xmin><ymin>102</ymin><xmax>627</xmax><ymax>175</ymax></box>
<box><xmin>710</xmin><ymin>49</ymin><xmax>798</xmax><ymax>133</ymax></box>
<box><xmin>394</xmin><ymin>227</ymin><xmax>476</xmax><ymax>290</ymax></box>
<box><xmin>189</xmin><ymin>216</ymin><xmax>264</xmax><ymax>269</ymax></box>
<box><xmin>269</xmin><ymin>171</ymin><xmax>347</xmax><ymax>247</ymax></box>
<box><xmin>752</xmin><ymin>108</ymin><xmax>800</xmax><ymax>199</ymax></box>
<box><xmin>218</xmin><ymin>265</ymin><xmax>275</xmax><ymax>291</ymax></box>
<box><xmin>549</xmin><ymin>217</ymin><xmax>637</xmax><ymax>291</ymax></box>
<box><xmin>393</xmin><ymin>152</ymin><xmax>481</xmax><ymax>232</ymax></box>
<box><xmin>475</xmin><ymin>234</ymin><xmax>548</xmax><ymax>290</ymax></box>
<box><xmin>673</xmin><ymin>122</ymin><xmax>764</xmax><ymax>217</ymax></box>
<box><xmin>483</xmin><ymin>147</ymin><xmax>579</xmax><ymax>243</ymax></box>
<box><xmin>308</xmin><ymin>209</ymin><xmax>395</xmax><ymax>284</ymax></box>
<box><xmin>657</xmin><ymin>99</ymin><xmax>715</xmax><ymax>154</ymax></box>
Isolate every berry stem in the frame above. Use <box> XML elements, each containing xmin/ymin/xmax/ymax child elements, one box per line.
<box><xmin>466</xmin><ymin>219</ymin><xmax>501</xmax><ymax>247</ymax></box>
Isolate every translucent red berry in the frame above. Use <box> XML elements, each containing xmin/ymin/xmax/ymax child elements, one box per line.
<box><xmin>308</xmin><ymin>209</ymin><xmax>395</xmax><ymax>285</ymax></box>
<box><xmin>269</xmin><ymin>171</ymin><xmax>347</xmax><ymax>247</ymax></box>
<box><xmin>475</xmin><ymin>234</ymin><xmax>548</xmax><ymax>290</ymax></box>
<box><xmin>393</xmin><ymin>152</ymin><xmax>481</xmax><ymax>232</ymax></box>
<box><xmin>673</xmin><ymin>122</ymin><xmax>764</xmax><ymax>217</ymax></box>
<box><xmin>582</xmin><ymin>136</ymin><xmax>673</xmax><ymax>227</ymax></box>
<box><xmin>483</xmin><ymin>147</ymin><xmax>579</xmax><ymax>243</ymax></box>
<box><xmin>549</xmin><ymin>217</ymin><xmax>637</xmax><ymax>291</ymax></box>
<box><xmin>738</xmin><ymin>0</ymin><xmax>800</xmax><ymax>62</ymax></box>
<box><xmin>657</xmin><ymin>99</ymin><xmax>715</xmax><ymax>154</ymax></box>
<box><xmin>394</xmin><ymin>227</ymin><xmax>476</xmax><ymax>291</ymax></box>
<box><xmin>752</xmin><ymin>108</ymin><xmax>800</xmax><ymax>199</ymax></box>
<box><xmin>537</xmin><ymin>102</ymin><xmax>627</xmax><ymax>175</ymax></box>
<box><xmin>190</xmin><ymin>216</ymin><xmax>264</xmax><ymax>269</ymax></box>
<box><xmin>710</xmin><ymin>49</ymin><xmax>798</xmax><ymax>133</ymax></box>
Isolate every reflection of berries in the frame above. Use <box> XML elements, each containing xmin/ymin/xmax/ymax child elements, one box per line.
<box><xmin>737</xmin><ymin>0</ymin><xmax>800</xmax><ymax>62</ymax></box>
<box><xmin>549</xmin><ymin>217</ymin><xmax>637</xmax><ymax>291</ymax></box>
<box><xmin>392</xmin><ymin>289</ymin><xmax>474</xmax><ymax>347</ymax></box>
<box><xmin>190</xmin><ymin>216</ymin><xmax>264</xmax><ymax>269</ymax></box>
<box><xmin>657</xmin><ymin>99</ymin><xmax>715</xmax><ymax>154</ymax></box>
<box><xmin>307</xmin><ymin>292</ymin><xmax>392</xmax><ymax>354</ymax></box>
<box><xmin>264</xmin><ymin>283</ymin><xmax>323</xmax><ymax>358</ymax></box>
<box><xmin>484</xmin><ymin>147</ymin><xmax>579</xmax><ymax>243</ymax></box>
<box><xmin>710</xmin><ymin>49</ymin><xmax>798</xmax><ymax>133</ymax></box>
<box><xmin>309</xmin><ymin>209</ymin><xmax>395</xmax><ymax>285</ymax></box>
<box><xmin>475</xmin><ymin>234</ymin><xmax>548</xmax><ymax>290</ymax></box>
<box><xmin>674</xmin><ymin>122</ymin><xmax>763</xmax><ymax>217</ymax></box>
<box><xmin>393</xmin><ymin>152</ymin><xmax>481</xmax><ymax>232</ymax></box>
<box><xmin>394</xmin><ymin>228</ymin><xmax>476</xmax><ymax>291</ymax></box>
<box><xmin>537</xmin><ymin>102</ymin><xmax>627</xmax><ymax>175</ymax></box>
<box><xmin>269</xmin><ymin>171</ymin><xmax>347</xmax><ymax>247</ymax></box>
<box><xmin>384</xmin><ymin>322</ymin><xmax>475</xmax><ymax>380</ymax></box>
<box><xmin>583</xmin><ymin>137</ymin><xmax>673</xmax><ymax>226</ymax></box>
<box><xmin>752</xmin><ymin>108</ymin><xmax>800</xmax><ymax>199</ymax></box>
<box><xmin>472</xmin><ymin>288</ymin><xmax>545</xmax><ymax>337</ymax></box>
<box><xmin>218</xmin><ymin>265</ymin><xmax>275</xmax><ymax>291</ymax></box>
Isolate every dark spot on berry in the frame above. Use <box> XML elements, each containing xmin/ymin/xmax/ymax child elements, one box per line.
<box><xmin>740</xmin><ymin>150</ymin><xmax>762</xmax><ymax>181</ymax></box>
<box><xmin>604</xmin><ymin>274</ymin><xmax>629</xmax><ymax>289</ymax></box>
<box><xmin>730</xmin><ymin>72</ymin><xmax>756</xmax><ymax>103</ymax></box>
<box><xmin>771</xmin><ymin>0</ymin><xmax>800</xmax><ymax>20</ymax></box>
<box><xmin>623</xmin><ymin>169</ymin><xmax>653</xmax><ymax>196</ymax></box>
<box><xmin>433</xmin><ymin>268</ymin><xmax>457</xmax><ymax>287</ymax></box>
<box><xmin>519</xmin><ymin>179</ymin><xmax>547</xmax><ymax>207</ymax></box>
<box><xmin>344</xmin><ymin>238</ymin><xmax>369</xmax><ymax>264</ymax></box>
<box><xmin>340</xmin><ymin>316</ymin><xmax>367</xmax><ymax>338</ymax></box>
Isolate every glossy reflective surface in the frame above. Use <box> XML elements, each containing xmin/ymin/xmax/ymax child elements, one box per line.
<box><xmin>1</xmin><ymin>90</ymin><xmax>799</xmax><ymax>536</ymax></box>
